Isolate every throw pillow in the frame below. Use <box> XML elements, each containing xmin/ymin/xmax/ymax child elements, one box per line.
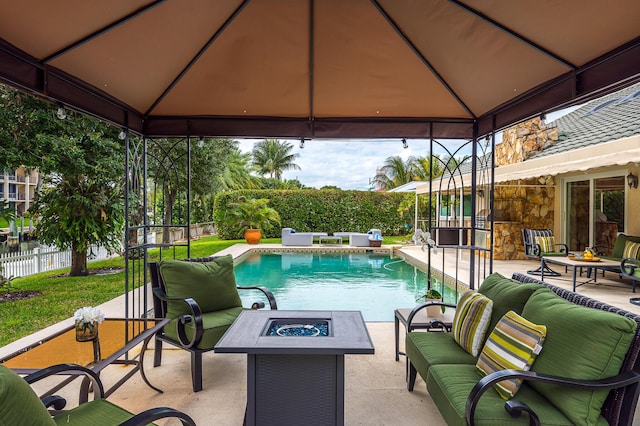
<box><xmin>476</xmin><ymin>310</ymin><xmax>547</xmax><ymax>399</ymax></box>
<box><xmin>452</xmin><ymin>290</ymin><xmax>493</xmax><ymax>357</ymax></box>
<box><xmin>623</xmin><ymin>241</ymin><xmax>640</xmax><ymax>259</ymax></box>
<box><xmin>159</xmin><ymin>255</ymin><xmax>242</xmax><ymax>319</ymax></box>
<box><xmin>534</xmin><ymin>235</ymin><xmax>555</xmax><ymax>253</ymax></box>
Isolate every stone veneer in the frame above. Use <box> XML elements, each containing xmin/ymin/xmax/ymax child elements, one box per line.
<box><xmin>491</xmin><ymin>118</ymin><xmax>558</xmax><ymax>260</ymax></box>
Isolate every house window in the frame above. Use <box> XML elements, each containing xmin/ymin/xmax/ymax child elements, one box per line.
<box><xmin>565</xmin><ymin>173</ymin><xmax>626</xmax><ymax>255</ymax></box>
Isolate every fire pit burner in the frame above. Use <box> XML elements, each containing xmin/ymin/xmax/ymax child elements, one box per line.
<box><xmin>264</xmin><ymin>319</ymin><xmax>331</xmax><ymax>337</ymax></box>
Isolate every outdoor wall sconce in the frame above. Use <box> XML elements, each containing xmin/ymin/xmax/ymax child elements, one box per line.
<box><xmin>299</xmin><ymin>138</ymin><xmax>305</xmax><ymax>149</ymax></box>
<box><xmin>402</xmin><ymin>138</ymin><xmax>408</xmax><ymax>149</ymax></box>
<box><xmin>627</xmin><ymin>172</ymin><xmax>638</xmax><ymax>189</ymax></box>
<box><xmin>56</xmin><ymin>105</ymin><xmax>66</xmax><ymax>120</ymax></box>
<box><xmin>478</xmin><ymin>189</ymin><xmax>485</xmax><ymax>198</ymax></box>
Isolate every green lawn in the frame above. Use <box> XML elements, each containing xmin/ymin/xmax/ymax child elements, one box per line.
<box><xmin>0</xmin><ymin>233</ymin><xmax>411</xmax><ymax>347</ymax></box>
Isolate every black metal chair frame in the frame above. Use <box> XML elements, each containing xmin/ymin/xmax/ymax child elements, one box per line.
<box><xmin>521</xmin><ymin>228</ymin><xmax>568</xmax><ymax>277</ymax></box>
<box><xmin>622</xmin><ymin>257</ymin><xmax>640</xmax><ymax>297</ymax></box>
<box><xmin>25</xmin><ymin>363</ymin><xmax>196</xmax><ymax>425</ymax></box>
<box><xmin>149</xmin><ymin>257</ymin><xmax>278</xmax><ymax>392</ymax></box>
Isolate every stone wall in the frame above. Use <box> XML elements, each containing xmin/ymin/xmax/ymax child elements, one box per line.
<box><xmin>491</xmin><ymin>176</ymin><xmax>555</xmax><ymax>260</ymax></box>
<box><xmin>491</xmin><ymin>117</ymin><xmax>558</xmax><ymax>259</ymax></box>
<box><xmin>495</xmin><ymin>117</ymin><xmax>558</xmax><ymax>166</ymax></box>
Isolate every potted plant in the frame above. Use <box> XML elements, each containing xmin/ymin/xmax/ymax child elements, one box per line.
<box><xmin>223</xmin><ymin>197</ymin><xmax>281</xmax><ymax>244</ymax></box>
<box><xmin>416</xmin><ymin>288</ymin><xmax>446</xmax><ymax>317</ymax></box>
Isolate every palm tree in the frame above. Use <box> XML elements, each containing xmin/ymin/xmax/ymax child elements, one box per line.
<box><xmin>218</xmin><ymin>148</ymin><xmax>262</xmax><ymax>190</ymax></box>
<box><xmin>251</xmin><ymin>139</ymin><xmax>301</xmax><ymax>181</ymax></box>
<box><xmin>413</xmin><ymin>155</ymin><xmax>444</xmax><ymax>181</ymax></box>
<box><xmin>372</xmin><ymin>155</ymin><xmax>417</xmax><ymax>190</ymax></box>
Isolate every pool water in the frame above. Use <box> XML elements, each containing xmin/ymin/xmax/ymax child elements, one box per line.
<box><xmin>234</xmin><ymin>252</ymin><xmax>460</xmax><ymax>321</ymax></box>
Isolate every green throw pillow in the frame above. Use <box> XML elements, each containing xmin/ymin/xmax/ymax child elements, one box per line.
<box><xmin>452</xmin><ymin>290</ymin><xmax>493</xmax><ymax>357</ymax></box>
<box><xmin>623</xmin><ymin>241</ymin><xmax>640</xmax><ymax>259</ymax></box>
<box><xmin>534</xmin><ymin>235</ymin><xmax>555</xmax><ymax>253</ymax></box>
<box><xmin>476</xmin><ymin>310</ymin><xmax>547</xmax><ymax>400</ymax></box>
<box><xmin>478</xmin><ymin>272</ymin><xmax>541</xmax><ymax>333</ymax></box>
<box><xmin>159</xmin><ymin>255</ymin><xmax>242</xmax><ymax>319</ymax></box>
<box><xmin>0</xmin><ymin>365</ymin><xmax>56</xmax><ymax>426</ymax></box>
<box><xmin>521</xmin><ymin>288</ymin><xmax>637</xmax><ymax>426</ymax></box>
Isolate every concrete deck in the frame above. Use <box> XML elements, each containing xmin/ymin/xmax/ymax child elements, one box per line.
<box><xmin>4</xmin><ymin>243</ymin><xmax>640</xmax><ymax>425</ymax></box>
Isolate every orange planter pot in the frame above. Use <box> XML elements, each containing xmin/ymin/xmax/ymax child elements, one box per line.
<box><xmin>244</xmin><ymin>229</ymin><xmax>262</xmax><ymax>244</ymax></box>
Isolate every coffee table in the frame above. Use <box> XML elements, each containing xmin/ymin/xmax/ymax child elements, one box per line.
<box><xmin>0</xmin><ymin>318</ymin><xmax>170</xmax><ymax>402</ymax></box>
<box><xmin>215</xmin><ymin>310</ymin><xmax>374</xmax><ymax>426</ymax></box>
<box><xmin>541</xmin><ymin>256</ymin><xmax>621</xmax><ymax>291</ymax></box>
<box><xmin>320</xmin><ymin>236</ymin><xmax>343</xmax><ymax>246</ymax></box>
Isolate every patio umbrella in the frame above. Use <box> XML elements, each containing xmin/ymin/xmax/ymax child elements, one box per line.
<box><xmin>0</xmin><ymin>0</ymin><xmax>638</xmax><ymax>139</ymax></box>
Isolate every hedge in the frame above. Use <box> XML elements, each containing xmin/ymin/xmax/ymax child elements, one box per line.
<box><xmin>213</xmin><ymin>189</ymin><xmax>414</xmax><ymax>239</ymax></box>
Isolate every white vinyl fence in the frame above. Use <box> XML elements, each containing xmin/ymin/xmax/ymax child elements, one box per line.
<box><xmin>0</xmin><ymin>245</ymin><xmax>113</xmax><ymax>278</ymax></box>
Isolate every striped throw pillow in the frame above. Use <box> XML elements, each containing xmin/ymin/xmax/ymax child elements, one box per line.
<box><xmin>534</xmin><ymin>235</ymin><xmax>555</xmax><ymax>253</ymax></box>
<box><xmin>452</xmin><ymin>290</ymin><xmax>493</xmax><ymax>357</ymax></box>
<box><xmin>476</xmin><ymin>310</ymin><xmax>547</xmax><ymax>400</ymax></box>
<box><xmin>623</xmin><ymin>241</ymin><xmax>640</xmax><ymax>259</ymax></box>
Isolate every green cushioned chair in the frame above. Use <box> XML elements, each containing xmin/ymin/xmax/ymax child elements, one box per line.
<box><xmin>0</xmin><ymin>363</ymin><xmax>195</xmax><ymax>426</ymax></box>
<box><xmin>149</xmin><ymin>255</ymin><xmax>278</xmax><ymax>392</ymax></box>
<box><xmin>521</xmin><ymin>228</ymin><xmax>568</xmax><ymax>277</ymax></box>
<box><xmin>623</xmin><ymin>257</ymin><xmax>640</xmax><ymax>295</ymax></box>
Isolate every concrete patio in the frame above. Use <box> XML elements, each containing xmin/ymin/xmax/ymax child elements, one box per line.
<box><xmin>4</xmin><ymin>243</ymin><xmax>640</xmax><ymax>425</ymax></box>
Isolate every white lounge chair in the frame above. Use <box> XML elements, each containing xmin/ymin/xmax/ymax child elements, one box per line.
<box><xmin>281</xmin><ymin>228</ymin><xmax>313</xmax><ymax>246</ymax></box>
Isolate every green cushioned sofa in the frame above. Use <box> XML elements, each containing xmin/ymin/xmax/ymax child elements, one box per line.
<box><xmin>405</xmin><ymin>272</ymin><xmax>640</xmax><ymax>426</ymax></box>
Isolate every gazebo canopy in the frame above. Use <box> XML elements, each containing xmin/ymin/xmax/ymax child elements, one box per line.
<box><xmin>0</xmin><ymin>0</ymin><xmax>639</xmax><ymax>139</ymax></box>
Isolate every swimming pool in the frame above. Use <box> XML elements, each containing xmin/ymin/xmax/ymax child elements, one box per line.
<box><xmin>234</xmin><ymin>251</ymin><xmax>459</xmax><ymax>321</ymax></box>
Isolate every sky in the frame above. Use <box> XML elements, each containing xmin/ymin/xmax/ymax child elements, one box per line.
<box><xmin>235</xmin><ymin>107</ymin><xmax>580</xmax><ymax>190</ymax></box>
<box><xmin>236</xmin><ymin>138</ymin><xmax>469</xmax><ymax>190</ymax></box>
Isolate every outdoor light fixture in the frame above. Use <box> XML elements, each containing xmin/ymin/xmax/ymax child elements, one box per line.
<box><xmin>118</xmin><ymin>129</ymin><xmax>127</xmax><ymax>140</ymax></box>
<box><xmin>627</xmin><ymin>172</ymin><xmax>638</xmax><ymax>189</ymax></box>
<box><xmin>56</xmin><ymin>105</ymin><xmax>66</xmax><ymax>120</ymax></box>
<box><xmin>402</xmin><ymin>138</ymin><xmax>408</xmax><ymax>149</ymax></box>
<box><xmin>299</xmin><ymin>138</ymin><xmax>305</xmax><ymax>149</ymax></box>
<box><xmin>540</xmin><ymin>112</ymin><xmax>547</xmax><ymax>127</ymax></box>
<box><xmin>478</xmin><ymin>189</ymin><xmax>485</xmax><ymax>198</ymax></box>
<box><xmin>198</xmin><ymin>137</ymin><xmax>204</xmax><ymax>148</ymax></box>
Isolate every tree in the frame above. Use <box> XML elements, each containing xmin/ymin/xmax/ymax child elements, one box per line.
<box><xmin>217</xmin><ymin>147</ymin><xmax>262</xmax><ymax>191</ymax></box>
<box><xmin>147</xmin><ymin>138</ymin><xmax>237</xmax><ymax>244</ymax></box>
<box><xmin>251</xmin><ymin>139</ymin><xmax>301</xmax><ymax>180</ymax></box>
<box><xmin>0</xmin><ymin>84</ymin><xmax>125</xmax><ymax>276</ymax></box>
<box><xmin>413</xmin><ymin>155</ymin><xmax>444</xmax><ymax>181</ymax></box>
<box><xmin>372</xmin><ymin>155</ymin><xmax>417</xmax><ymax>190</ymax></box>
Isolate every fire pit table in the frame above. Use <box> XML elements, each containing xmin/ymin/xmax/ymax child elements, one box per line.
<box><xmin>215</xmin><ymin>310</ymin><xmax>374</xmax><ymax>426</ymax></box>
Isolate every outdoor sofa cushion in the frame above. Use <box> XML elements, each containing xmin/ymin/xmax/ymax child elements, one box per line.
<box><xmin>426</xmin><ymin>364</ymin><xmax>584</xmax><ymax>426</ymax></box>
<box><xmin>159</xmin><ymin>255</ymin><xmax>242</xmax><ymax>318</ymax></box>
<box><xmin>405</xmin><ymin>332</ymin><xmax>477</xmax><ymax>381</ymax></box>
<box><xmin>167</xmin><ymin>306</ymin><xmax>244</xmax><ymax>350</ymax></box>
<box><xmin>521</xmin><ymin>288</ymin><xmax>637</xmax><ymax>426</ymax></box>
<box><xmin>477</xmin><ymin>272</ymin><xmax>541</xmax><ymax>333</ymax></box>
<box><xmin>0</xmin><ymin>364</ymin><xmax>55</xmax><ymax>426</ymax></box>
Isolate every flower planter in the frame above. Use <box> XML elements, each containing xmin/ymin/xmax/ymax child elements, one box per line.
<box><xmin>75</xmin><ymin>321</ymin><xmax>99</xmax><ymax>341</ymax></box>
<box><xmin>425</xmin><ymin>298</ymin><xmax>442</xmax><ymax>318</ymax></box>
<box><xmin>244</xmin><ymin>229</ymin><xmax>262</xmax><ymax>244</ymax></box>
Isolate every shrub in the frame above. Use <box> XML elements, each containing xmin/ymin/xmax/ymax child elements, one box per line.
<box><xmin>214</xmin><ymin>189</ymin><xmax>413</xmax><ymax>239</ymax></box>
